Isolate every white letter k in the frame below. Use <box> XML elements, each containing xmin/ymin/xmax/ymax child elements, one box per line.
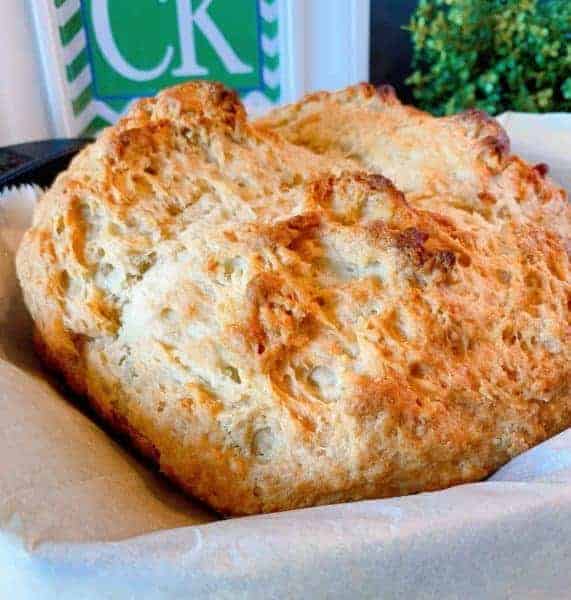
<box><xmin>173</xmin><ymin>0</ymin><xmax>254</xmax><ymax>76</ymax></box>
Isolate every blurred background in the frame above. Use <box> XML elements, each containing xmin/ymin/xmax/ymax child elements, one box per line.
<box><xmin>0</xmin><ymin>0</ymin><xmax>569</xmax><ymax>145</ymax></box>
<box><xmin>372</xmin><ymin>0</ymin><xmax>570</xmax><ymax>115</ymax></box>
<box><xmin>370</xmin><ymin>0</ymin><xmax>417</xmax><ymax>103</ymax></box>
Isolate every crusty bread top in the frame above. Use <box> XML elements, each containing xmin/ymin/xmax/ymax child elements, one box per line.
<box><xmin>16</xmin><ymin>82</ymin><xmax>571</xmax><ymax>515</ymax></box>
<box><xmin>256</xmin><ymin>83</ymin><xmax>571</xmax><ymax>240</ymax></box>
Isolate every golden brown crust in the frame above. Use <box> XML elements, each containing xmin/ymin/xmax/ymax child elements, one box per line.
<box><xmin>16</xmin><ymin>81</ymin><xmax>571</xmax><ymax>515</ymax></box>
<box><xmin>256</xmin><ymin>83</ymin><xmax>570</xmax><ymax>240</ymax></box>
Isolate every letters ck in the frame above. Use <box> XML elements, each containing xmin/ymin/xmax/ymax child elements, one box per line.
<box><xmin>91</xmin><ymin>0</ymin><xmax>253</xmax><ymax>82</ymax></box>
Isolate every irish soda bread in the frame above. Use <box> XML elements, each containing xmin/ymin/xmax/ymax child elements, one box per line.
<box><xmin>16</xmin><ymin>82</ymin><xmax>570</xmax><ymax>515</ymax></box>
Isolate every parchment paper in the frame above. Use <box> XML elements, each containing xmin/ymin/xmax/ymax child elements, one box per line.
<box><xmin>1</xmin><ymin>114</ymin><xmax>570</xmax><ymax>599</ymax></box>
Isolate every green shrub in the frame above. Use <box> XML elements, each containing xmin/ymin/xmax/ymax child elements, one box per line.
<box><xmin>406</xmin><ymin>0</ymin><xmax>571</xmax><ymax>115</ymax></box>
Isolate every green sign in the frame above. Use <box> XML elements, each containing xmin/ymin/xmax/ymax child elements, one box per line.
<box><xmin>83</xmin><ymin>0</ymin><xmax>262</xmax><ymax>99</ymax></box>
<box><xmin>55</xmin><ymin>0</ymin><xmax>281</xmax><ymax>135</ymax></box>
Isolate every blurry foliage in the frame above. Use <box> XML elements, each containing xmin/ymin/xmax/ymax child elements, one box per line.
<box><xmin>406</xmin><ymin>0</ymin><xmax>571</xmax><ymax>115</ymax></box>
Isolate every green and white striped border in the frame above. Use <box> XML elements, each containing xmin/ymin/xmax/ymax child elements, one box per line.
<box><xmin>35</xmin><ymin>0</ymin><xmax>283</xmax><ymax>137</ymax></box>
<box><xmin>242</xmin><ymin>0</ymin><xmax>281</xmax><ymax>115</ymax></box>
<box><xmin>54</xmin><ymin>0</ymin><xmax>115</xmax><ymax>136</ymax></box>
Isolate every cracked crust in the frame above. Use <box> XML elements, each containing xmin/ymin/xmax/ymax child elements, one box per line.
<box><xmin>16</xmin><ymin>82</ymin><xmax>571</xmax><ymax>515</ymax></box>
<box><xmin>256</xmin><ymin>83</ymin><xmax>570</xmax><ymax>241</ymax></box>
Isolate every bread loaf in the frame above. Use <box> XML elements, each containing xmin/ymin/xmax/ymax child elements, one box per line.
<box><xmin>16</xmin><ymin>82</ymin><xmax>570</xmax><ymax>515</ymax></box>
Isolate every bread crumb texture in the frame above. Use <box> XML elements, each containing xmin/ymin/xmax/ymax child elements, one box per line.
<box><xmin>17</xmin><ymin>82</ymin><xmax>570</xmax><ymax>515</ymax></box>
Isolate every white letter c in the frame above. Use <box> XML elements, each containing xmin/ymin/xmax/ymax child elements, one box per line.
<box><xmin>91</xmin><ymin>1</ymin><xmax>173</xmax><ymax>82</ymax></box>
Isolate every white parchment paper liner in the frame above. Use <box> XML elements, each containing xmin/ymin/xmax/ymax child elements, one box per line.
<box><xmin>1</xmin><ymin>114</ymin><xmax>569</xmax><ymax>599</ymax></box>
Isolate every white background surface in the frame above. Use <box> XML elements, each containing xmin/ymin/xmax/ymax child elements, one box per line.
<box><xmin>0</xmin><ymin>0</ymin><xmax>52</xmax><ymax>145</ymax></box>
